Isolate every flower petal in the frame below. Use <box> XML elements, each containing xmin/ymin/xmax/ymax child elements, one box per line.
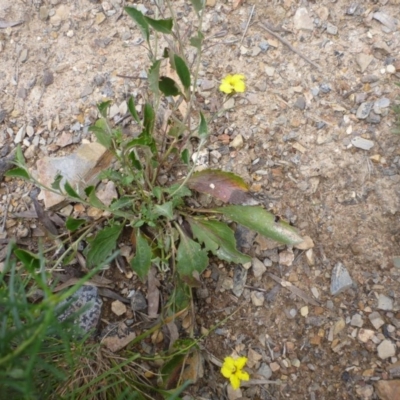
<box><xmin>234</xmin><ymin>356</ymin><xmax>248</xmax><ymax>370</ymax></box>
<box><xmin>230</xmin><ymin>374</ymin><xmax>241</xmax><ymax>390</ymax></box>
<box><xmin>233</xmin><ymin>80</ymin><xmax>246</xmax><ymax>93</ymax></box>
<box><xmin>221</xmin><ymin>357</ymin><xmax>235</xmax><ymax>378</ymax></box>
<box><xmin>219</xmin><ymin>81</ymin><xmax>233</xmax><ymax>94</ymax></box>
<box><xmin>237</xmin><ymin>370</ymin><xmax>250</xmax><ymax>381</ymax></box>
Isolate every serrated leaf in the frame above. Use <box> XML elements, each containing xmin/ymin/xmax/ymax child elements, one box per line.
<box><xmin>110</xmin><ymin>196</ymin><xmax>133</xmax><ymax>211</ymax></box>
<box><xmin>173</xmin><ymin>54</ymin><xmax>191</xmax><ymax>90</ymax></box>
<box><xmin>144</xmin><ymin>16</ymin><xmax>173</xmax><ymax>34</ymax></box>
<box><xmin>65</xmin><ymin>217</ymin><xmax>86</xmax><ymax>232</ymax></box>
<box><xmin>153</xmin><ymin>201</ymin><xmax>174</xmax><ymax>220</ymax></box>
<box><xmin>216</xmin><ymin>205</ymin><xmax>304</xmax><ymax>245</ymax></box>
<box><xmin>4</xmin><ymin>167</ymin><xmax>29</xmax><ymax>180</ymax></box>
<box><xmin>127</xmin><ymin>97</ymin><xmax>140</xmax><ymax>124</ymax></box>
<box><xmin>189</xmin><ymin>32</ymin><xmax>204</xmax><ymax>49</ymax></box>
<box><xmin>189</xmin><ymin>0</ymin><xmax>204</xmax><ymax>13</ymax></box>
<box><xmin>148</xmin><ymin>59</ymin><xmax>161</xmax><ymax>97</ymax></box>
<box><xmin>176</xmin><ymin>229</ymin><xmax>208</xmax><ymax>282</ymax></box>
<box><xmin>14</xmin><ymin>249</ymin><xmax>40</xmax><ymax>272</ymax></box>
<box><xmin>187</xmin><ymin>169</ymin><xmax>249</xmax><ymax>203</ymax></box>
<box><xmin>89</xmin><ymin>119</ymin><xmax>112</xmax><ymax>149</ymax></box>
<box><xmin>181</xmin><ymin>149</ymin><xmax>190</xmax><ymax>165</ymax></box>
<box><xmin>87</xmin><ymin>224</ymin><xmax>123</xmax><ymax>268</ymax></box>
<box><xmin>130</xmin><ymin>231</ymin><xmax>152</xmax><ymax>281</ymax></box>
<box><xmin>64</xmin><ymin>181</ymin><xmax>81</xmax><ymax>200</ymax></box>
<box><xmin>125</xmin><ymin>6</ymin><xmax>149</xmax><ymax>42</ymax></box>
<box><xmin>198</xmin><ymin>111</ymin><xmax>208</xmax><ymax>139</ymax></box>
<box><xmin>97</xmin><ymin>101</ymin><xmax>112</xmax><ymax>118</ymax></box>
<box><xmin>189</xmin><ymin>218</ymin><xmax>251</xmax><ymax>264</ymax></box>
<box><xmin>159</xmin><ymin>76</ymin><xmax>181</xmax><ymax>97</ymax></box>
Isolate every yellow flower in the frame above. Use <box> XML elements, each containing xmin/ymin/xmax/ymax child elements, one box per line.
<box><xmin>219</xmin><ymin>74</ymin><xmax>246</xmax><ymax>94</ymax></box>
<box><xmin>221</xmin><ymin>356</ymin><xmax>250</xmax><ymax>390</ymax></box>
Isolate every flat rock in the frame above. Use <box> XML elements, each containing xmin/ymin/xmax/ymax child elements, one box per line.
<box><xmin>330</xmin><ymin>262</ymin><xmax>353</xmax><ymax>296</ymax></box>
<box><xmin>355</xmin><ymin>53</ymin><xmax>373</xmax><ymax>73</ymax></box>
<box><xmin>111</xmin><ymin>300</ymin><xmax>126</xmax><ymax>316</ymax></box>
<box><xmin>356</xmin><ymin>102</ymin><xmax>373</xmax><ymax>119</ymax></box>
<box><xmin>375</xmin><ymin>380</ymin><xmax>400</xmax><ymax>400</ymax></box>
<box><xmin>373</xmin><ymin>12</ymin><xmax>398</xmax><ymax>32</ymax></box>
<box><xmin>55</xmin><ymin>132</ymin><xmax>73</xmax><ymax>147</ymax></box>
<box><xmin>257</xmin><ymin>363</ymin><xmax>272</xmax><ymax>379</ymax></box>
<box><xmin>351</xmin><ymin>137</ymin><xmax>374</xmax><ymax>151</ymax></box>
<box><xmin>252</xmin><ymin>257</ymin><xmax>266</xmax><ymax>278</ymax></box>
<box><xmin>56</xmin><ymin>285</ymin><xmax>102</xmax><ymax>335</ymax></box>
<box><xmin>36</xmin><ymin>142</ymin><xmax>113</xmax><ymax>209</ymax></box>
<box><xmin>251</xmin><ymin>291</ymin><xmax>265</xmax><ymax>307</ymax></box>
<box><xmin>101</xmin><ymin>321</ymin><xmax>136</xmax><ymax>352</ymax></box>
<box><xmin>96</xmin><ymin>181</ymin><xmax>118</xmax><ymax>206</ymax></box>
<box><xmin>232</xmin><ymin>264</ymin><xmax>247</xmax><ymax>297</ymax></box>
<box><xmin>351</xmin><ymin>313</ymin><xmax>363</xmax><ymax>327</ymax></box>
<box><xmin>378</xmin><ymin>294</ymin><xmax>393</xmax><ymax>311</ymax></box>
<box><xmin>294</xmin><ymin>8</ymin><xmax>314</xmax><ymax>31</ymax></box>
<box><xmin>130</xmin><ymin>290</ymin><xmax>147</xmax><ymax>312</ymax></box>
<box><xmin>377</xmin><ymin>339</ymin><xmax>396</xmax><ymax>359</ymax></box>
<box><xmin>369</xmin><ymin>311</ymin><xmax>385</xmax><ymax>329</ymax></box>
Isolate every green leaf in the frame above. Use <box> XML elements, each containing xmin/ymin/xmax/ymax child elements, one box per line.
<box><xmin>4</xmin><ymin>167</ymin><xmax>29</xmax><ymax>180</ymax></box>
<box><xmin>148</xmin><ymin>59</ymin><xmax>161</xmax><ymax>97</ymax></box>
<box><xmin>165</xmin><ymin>183</ymin><xmax>192</xmax><ymax>198</ymax></box>
<box><xmin>87</xmin><ymin>224</ymin><xmax>123</xmax><ymax>268</ymax></box>
<box><xmin>176</xmin><ymin>229</ymin><xmax>208</xmax><ymax>282</ymax></box>
<box><xmin>63</xmin><ymin>181</ymin><xmax>81</xmax><ymax>199</ymax></box>
<box><xmin>198</xmin><ymin>111</ymin><xmax>208</xmax><ymax>139</ymax></box>
<box><xmin>110</xmin><ymin>196</ymin><xmax>133</xmax><ymax>211</ymax></box>
<box><xmin>181</xmin><ymin>149</ymin><xmax>190</xmax><ymax>165</ymax></box>
<box><xmin>187</xmin><ymin>169</ymin><xmax>249</xmax><ymax>203</ymax></box>
<box><xmin>15</xmin><ymin>144</ymin><xmax>26</xmax><ymax>166</ymax></box>
<box><xmin>51</xmin><ymin>173</ymin><xmax>63</xmax><ymax>191</ymax></box>
<box><xmin>144</xmin><ymin>102</ymin><xmax>155</xmax><ymax>137</ymax></box>
<box><xmin>127</xmin><ymin>97</ymin><xmax>141</xmax><ymax>124</ymax></box>
<box><xmin>84</xmin><ymin>185</ymin><xmax>105</xmax><ymax>208</ymax></box>
<box><xmin>189</xmin><ymin>0</ymin><xmax>204</xmax><ymax>13</ymax></box>
<box><xmin>125</xmin><ymin>6</ymin><xmax>149</xmax><ymax>42</ymax></box>
<box><xmin>89</xmin><ymin>119</ymin><xmax>112</xmax><ymax>149</ymax></box>
<box><xmin>152</xmin><ymin>186</ymin><xmax>162</xmax><ymax>201</ymax></box>
<box><xmin>144</xmin><ymin>16</ymin><xmax>173</xmax><ymax>34</ymax></box>
<box><xmin>130</xmin><ymin>231</ymin><xmax>152</xmax><ymax>281</ymax></box>
<box><xmin>65</xmin><ymin>217</ymin><xmax>86</xmax><ymax>232</ymax></box>
<box><xmin>14</xmin><ymin>249</ymin><xmax>40</xmax><ymax>272</ymax></box>
<box><xmin>188</xmin><ymin>218</ymin><xmax>251</xmax><ymax>264</ymax></box>
<box><xmin>153</xmin><ymin>201</ymin><xmax>174</xmax><ymax>220</ymax></box>
<box><xmin>159</xmin><ymin>76</ymin><xmax>181</xmax><ymax>97</ymax></box>
<box><xmin>128</xmin><ymin>150</ymin><xmax>142</xmax><ymax>170</ymax></box>
<box><xmin>173</xmin><ymin>54</ymin><xmax>191</xmax><ymax>90</ymax></box>
<box><xmin>216</xmin><ymin>205</ymin><xmax>304</xmax><ymax>245</ymax></box>
<box><xmin>189</xmin><ymin>32</ymin><xmax>204</xmax><ymax>50</ymax></box>
<box><xmin>97</xmin><ymin>101</ymin><xmax>112</xmax><ymax>118</ymax></box>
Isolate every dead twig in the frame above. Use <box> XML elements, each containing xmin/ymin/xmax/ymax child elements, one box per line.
<box><xmin>258</xmin><ymin>22</ymin><xmax>321</xmax><ymax>71</ymax></box>
<box><xmin>239</xmin><ymin>5</ymin><xmax>256</xmax><ymax>47</ymax></box>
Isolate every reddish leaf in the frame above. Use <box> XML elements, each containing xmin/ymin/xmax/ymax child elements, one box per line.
<box><xmin>187</xmin><ymin>169</ymin><xmax>249</xmax><ymax>203</ymax></box>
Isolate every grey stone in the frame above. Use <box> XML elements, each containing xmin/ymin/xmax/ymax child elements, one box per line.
<box><xmin>43</xmin><ymin>70</ymin><xmax>54</xmax><ymax>86</ymax></box>
<box><xmin>259</xmin><ymin>41</ymin><xmax>269</xmax><ymax>51</ymax></box>
<box><xmin>57</xmin><ymin>285</ymin><xmax>102</xmax><ymax>335</ymax></box>
<box><xmin>39</xmin><ymin>6</ymin><xmax>49</xmax><ymax>21</ymax></box>
<box><xmin>251</xmin><ymin>291</ymin><xmax>264</xmax><ymax>306</ymax></box>
<box><xmin>351</xmin><ymin>136</ymin><xmax>374</xmax><ymax>150</ymax></box>
<box><xmin>130</xmin><ymin>290</ymin><xmax>147</xmax><ymax>312</ymax></box>
<box><xmin>356</xmin><ymin>102</ymin><xmax>373</xmax><ymax>119</ymax></box>
<box><xmin>252</xmin><ymin>258</ymin><xmax>266</xmax><ymax>278</ymax></box>
<box><xmin>0</xmin><ymin>109</ymin><xmax>6</xmax><ymax>124</ymax></box>
<box><xmin>232</xmin><ymin>265</ymin><xmax>247</xmax><ymax>297</ymax></box>
<box><xmin>19</xmin><ymin>48</ymin><xmax>28</xmax><ymax>63</ymax></box>
<box><xmin>96</xmin><ymin>181</ymin><xmax>118</xmax><ymax>206</ymax></box>
<box><xmin>258</xmin><ymin>363</ymin><xmax>272</xmax><ymax>379</ymax></box>
<box><xmin>326</xmin><ymin>23</ymin><xmax>338</xmax><ymax>35</ymax></box>
<box><xmin>81</xmin><ymin>85</ymin><xmax>93</xmax><ymax>98</ymax></box>
<box><xmin>369</xmin><ymin>311</ymin><xmax>385</xmax><ymax>329</ymax></box>
<box><xmin>366</xmin><ymin>111</ymin><xmax>381</xmax><ymax>124</ymax></box>
<box><xmin>378</xmin><ymin>294</ymin><xmax>393</xmax><ymax>311</ymax></box>
<box><xmin>14</xmin><ymin>125</ymin><xmax>26</xmax><ymax>144</ymax></box>
<box><xmin>373</xmin><ymin>97</ymin><xmax>391</xmax><ymax>114</ymax></box>
<box><xmin>294</xmin><ymin>96</ymin><xmax>306</xmax><ymax>110</ymax></box>
<box><xmin>373</xmin><ymin>12</ymin><xmax>398</xmax><ymax>32</ymax></box>
<box><xmin>319</xmin><ymin>83</ymin><xmax>331</xmax><ymax>93</ymax></box>
<box><xmin>355</xmin><ymin>53</ymin><xmax>373</xmax><ymax>73</ymax></box>
<box><xmin>330</xmin><ymin>262</ymin><xmax>353</xmax><ymax>296</ymax></box>
<box><xmin>351</xmin><ymin>313</ymin><xmax>364</xmax><ymax>328</ymax></box>
<box><xmin>294</xmin><ymin>8</ymin><xmax>314</xmax><ymax>31</ymax></box>
<box><xmin>377</xmin><ymin>339</ymin><xmax>396</xmax><ymax>359</ymax></box>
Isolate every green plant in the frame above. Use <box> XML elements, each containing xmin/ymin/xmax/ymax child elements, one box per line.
<box><xmin>4</xmin><ymin>0</ymin><xmax>306</xmax><ymax>396</ymax></box>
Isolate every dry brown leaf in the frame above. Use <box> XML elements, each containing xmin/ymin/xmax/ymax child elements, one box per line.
<box><xmin>232</xmin><ymin>0</ymin><xmax>244</xmax><ymax>10</ymax></box>
<box><xmin>147</xmin><ymin>266</ymin><xmax>160</xmax><ymax>318</ymax></box>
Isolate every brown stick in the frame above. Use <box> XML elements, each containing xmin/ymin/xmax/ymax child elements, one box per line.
<box><xmin>258</xmin><ymin>22</ymin><xmax>322</xmax><ymax>71</ymax></box>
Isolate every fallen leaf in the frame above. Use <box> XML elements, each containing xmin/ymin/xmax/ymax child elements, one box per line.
<box><xmin>147</xmin><ymin>266</ymin><xmax>160</xmax><ymax>318</ymax></box>
<box><xmin>233</xmin><ymin>0</ymin><xmax>244</xmax><ymax>10</ymax></box>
